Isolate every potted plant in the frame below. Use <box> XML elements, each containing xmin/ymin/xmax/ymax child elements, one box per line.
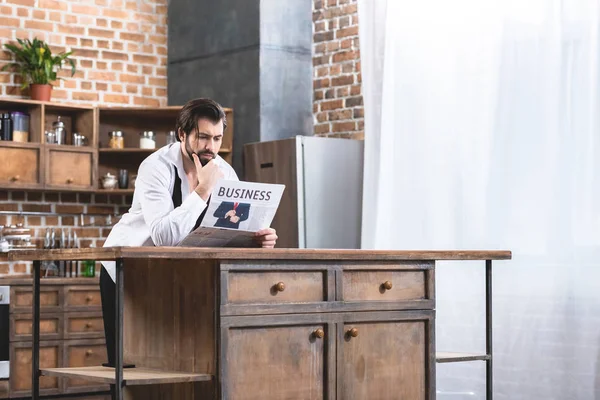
<box><xmin>1</xmin><ymin>37</ymin><xmax>76</xmax><ymax>101</ymax></box>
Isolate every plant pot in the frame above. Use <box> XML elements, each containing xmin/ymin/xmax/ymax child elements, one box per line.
<box><xmin>30</xmin><ymin>84</ymin><xmax>52</xmax><ymax>101</ymax></box>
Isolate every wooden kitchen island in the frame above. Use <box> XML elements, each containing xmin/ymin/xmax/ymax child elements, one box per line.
<box><xmin>7</xmin><ymin>247</ymin><xmax>511</xmax><ymax>400</ymax></box>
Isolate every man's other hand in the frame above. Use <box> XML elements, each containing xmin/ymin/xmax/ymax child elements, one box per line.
<box><xmin>254</xmin><ymin>228</ymin><xmax>278</xmax><ymax>248</ymax></box>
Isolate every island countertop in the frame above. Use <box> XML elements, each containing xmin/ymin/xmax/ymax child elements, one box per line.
<box><xmin>4</xmin><ymin>246</ymin><xmax>512</xmax><ymax>261</ymax></box>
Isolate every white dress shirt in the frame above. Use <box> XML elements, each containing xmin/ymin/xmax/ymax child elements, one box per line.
<box><xmin>101</xmin><ymin>143</ymin><xmax>238</xmax><ymax>281</ymax></box>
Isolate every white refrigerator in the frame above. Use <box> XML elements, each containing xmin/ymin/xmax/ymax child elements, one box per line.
<box><xmin>243</xmin><ymin>136</ymin><xmax>364</xmax><ymax>249</ymax></box>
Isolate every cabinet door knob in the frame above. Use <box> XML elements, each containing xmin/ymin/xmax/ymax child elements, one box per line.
<box><xmin>66</xmin><ymin>178</ymin><xmax>74</xmax><ymax>184</ymax></box>
<box><xmin>86</xmin><ymin>295</ymin><xmax>93</xmax><ymax>302</ymax></box>
<box><xmin>347</xmin><ymin>328</ymin><xmax>359</xmax><ymax>338</ymax></box>
<box><xmin>10</xmin><ymin>175</ymin><xmax>19</xmax><ymax>182</ymax></box>
<box><xmin>382</xmin><ymin>281</ymin><xmax>393</xmax><ymax>290</ymax></box>
<box><xmin>85</xmin><ymin>322</ymin><xmax>93</xmax><ymax>328</ymax></box>
<box><xmin>313</xmin><ymin>328</ymin><xmax>325</xmax><ymax>339</ymax></box>
<box><xmin>85</xmin><ymin>350</ymin><xmax>93</xmax><ymax>356</ymax></box>
<box><xmin>274</xmin><ymin>282</ymin><xmax>286</xmax><ymax>292</ymax></box>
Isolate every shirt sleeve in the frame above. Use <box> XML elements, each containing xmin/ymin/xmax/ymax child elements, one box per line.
<box><xmin>136</xmin><ymin>160</ymin><xmax>207</xmax><ymax>246</ymax></box>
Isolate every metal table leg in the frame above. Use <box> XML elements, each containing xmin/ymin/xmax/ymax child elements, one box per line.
<box><xmin>486</xmin><ymin>260</ymin><xmax>493</xmax><ymax>400</ymax></box>
<box><xmin>32</xmin><ymin>260</ymin><xmax>41</xmax><ymax>400</ymax></box>
<box><xmin>115</xmin><ymin>258</ymin><xmax>124</xmax><ymax>400</ymax></box>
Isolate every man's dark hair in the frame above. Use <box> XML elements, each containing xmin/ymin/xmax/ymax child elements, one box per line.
<box><xmin>175</xmin><ymin>98</ymin><xmax>227</xmax><ymax>141</ymax></box>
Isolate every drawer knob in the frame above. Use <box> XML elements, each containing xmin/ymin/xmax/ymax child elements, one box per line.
<box><xmin>382</xmin><ymin>281</ymin><xmax>393</xmax><ymax>290</ymax></box>
<box><xmin>347</xmin><ymin>328</ymin><xmax>359</xmax><ymax>338</ymax></box>
<box><xmin>85</xmin><ymin>322</ymin><xmax>93</xmax><ymax>328</ymax></box>
<box><xmin>66</xmin><ymin>178</ymin><xmax>74</xmax><ymax>184</ymax></box>
<box><xmin>85</xmin><ymin>350</ymin><xmax>93</xmax><ymax>356</ymax></box>
<box><xmin>313</xmin><ymin>328</ymin><xmax>325</xmax><ymax>339</ymax></box>
<box><xmin>86</xmin><ymin>295</ymin><xmax>93</xmax><ymax>302</ymax></box>
<box><xmin>274</xmin><ymin>282</ymin><xmax>286</xmax><ymax>292</ymax></box>
<box><xmin>10</xmin><ymin>175</ymin><xmax>19</xmax><ymax>182</ymax></box>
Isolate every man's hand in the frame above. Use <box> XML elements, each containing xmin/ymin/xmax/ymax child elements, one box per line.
<box><xmin>254</xmin><ymin>228</ymin><xmax>278</xmax><ymax>248</ymax></box>
<box><xmin>230</xmin><ymin>215</ymin><xmax>240</xmax><ymax>223</ymax></box>
<box><xmin>225</xmin><ymin>210</ymin><xmax>236</xmax><ymax>218</ymax></box>
<box><xmin>193</xmin><ymin>154</ymin><xmax>224</xmax><ymax>201</ymax></box>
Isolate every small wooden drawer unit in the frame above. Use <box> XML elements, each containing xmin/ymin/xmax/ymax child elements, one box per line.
<box><xmin>64</xmin><ymin>286</ymin><xmax>102</xmax><ymax>311</ymax></box>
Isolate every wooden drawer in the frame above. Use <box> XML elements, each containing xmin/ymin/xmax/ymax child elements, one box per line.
<box><xmin>9</xmin><ymin>340</ymin><xmax>62</xmax><ymax>397</ymax></box>
<box><xmin>10</xmin><ymin>285</ymin><xmax>62</xmax><ymax>313</ymax></box>
<box><xmin>0</xmin><ymin>145</ymin><xmax>41</xmax><ymax>187</ymax></box>
<box><xmin>63</xmin><ymin>339</ymin><xmax>109</xmax><ymax>393</ymax></box>
<box><xmin>64</xmin><ymin>286</ymin><xmax>102</xmax><ymax>311</ymax></box>
<box><xmin>227</xmin><ymin>271</ymin><xmax>325</xmax><ymax>304</ymax></box>
<box><xmin>342</xmin><ymin>270</ymin><xmax>427</xmax><ymax>302</ymax></box>
<box><xmin>10</xmin><ymin>313</ymin><xmax>63</xmax><ymax>341</ymax></box>
<box><xmin>64</xmin><ymin>312</ymin><xmax>105</xmax><ymax>339</ymax></box>
<box><xmin>46</xmin><ymin>147</ymin><xmax>94</xmax><ymax>189</ymax></box>
<box><xmin>0</xmin><ymin>380</ymin><xmax>8</xmax><ymax>399</ymax></box>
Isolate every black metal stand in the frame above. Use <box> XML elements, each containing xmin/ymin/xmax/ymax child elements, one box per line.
<box><xmin>32</xmin><ymin>260</ymin><xmax>41</xmax><ymax>400</ymax></box>
<box><xmin>485</xmin><ymin>260</ymin><xmax>493</xmax><ymax>400</ymax></box>
<box><xmin>115</xmin><ymin>258</ymin><xmax>124</xmax><ymax>400</ymax></box>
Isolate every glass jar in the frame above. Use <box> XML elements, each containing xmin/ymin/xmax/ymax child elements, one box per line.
<box><xmin>166</xmin><ymin>130</ymin><xmax>177</xmax><ymax>145</ymax></box>
<box><xmin>108</xmin><ymin>131</ymin><xmax>124</xmax><ymax>149</ymax></box>
<box><xmin>52</xmin><ymin>116</ymin><xmax>67</xmax><ymax>145</ymax></box>
<box><xmin>11</xmin><ymin>111</ymin><xmax>29</xmax><ymax>143</ymax></box>
<box><xmin>139</xmin><ymin>131</ymin><xmax>156</xmax><ymax>149</ymax></box>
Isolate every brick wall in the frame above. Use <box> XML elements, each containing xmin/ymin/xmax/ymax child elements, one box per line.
<box><xmin>0</xmin><ymin>0</ymin><xmax>168</xmax><ymax>107</ymax></box>
<box><xmin>313</xmin><ymin>0</ymin><xmax>364</xmax><ymax>139</ymax></box>
<box><xmin>0</xmin><ymin>190</ymin><xmax>130</xmax><ymax>275</ymax></box>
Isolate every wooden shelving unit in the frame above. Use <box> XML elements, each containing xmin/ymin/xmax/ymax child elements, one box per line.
<box><xmin>0</xmin><ymin>98</ymin><xmax>234</xmax><ymax>193</ymax></box>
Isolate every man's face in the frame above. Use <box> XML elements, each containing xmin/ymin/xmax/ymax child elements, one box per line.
<box><xmin>180</xmin><ymin>118</ymin><xmax>224</xmax><ymax>166</ymax></box>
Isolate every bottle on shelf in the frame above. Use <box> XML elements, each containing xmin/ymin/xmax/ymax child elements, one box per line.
<box><xmin>81</xmin><ymin>243</ymin><xmax>97</xmax><ymax>277</ymax></box>
<box><xmin>1</xmin><ymin>113</ymin><xmax>13</xmax><ymax>141</ymax></box>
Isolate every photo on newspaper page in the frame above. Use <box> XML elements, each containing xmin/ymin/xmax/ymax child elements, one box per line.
<box><xmin>177</xmin><ymin>179</ymin><xmax>285</xmax><ymax>248</ymax></box>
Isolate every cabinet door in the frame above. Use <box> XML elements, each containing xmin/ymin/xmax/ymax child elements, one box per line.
<box><xmin>46</xmin><ymin>147</ymin><xmax>95</xmax><ymax>189</ymax></box>
<box><xmin>340</xmin><ymin>311</ymin><xmax>435</xmax><ymax>400</ymax></box>
<box><xmin>9</xmin><ymin>340</ymin><xmax>62</xmax><ymax>398</ymax></box>
<box><xmin>63</xmin><ymin>338</ymin><xmax>109</xmax><ymax>394</ymax></box>
<box><xmin>0</xmin><ymin>144</ymin><xmax>42</xmax><ymax>188</ymax></box>
<box><xmin>222</xmin><ymin>316</ymin><xmax>334</xmax><ymax>400</ymax></box>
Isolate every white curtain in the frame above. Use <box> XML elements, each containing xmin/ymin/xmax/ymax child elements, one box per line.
<box><xmin>358</xmin><ymin>0</ymin><xmax>600</xmax><ymax>398</ymax></box>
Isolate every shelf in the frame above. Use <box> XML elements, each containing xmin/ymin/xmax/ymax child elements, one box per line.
<box><xmin>0</xmin><ymin>141</ymin><xmax>41</xmax><ymax>149</ymax></box>
<box><xmin>436</xmin><ymin>352</ymin><xmax>490</xmax><ymax>363</ymax></box>
<box><xmin>41</xmin><ymin>366</ymin><xmax>212</xmax><ymax>386</ymax></box>
<box><xmin>95</xmin><ymin>189</ymin><xmax>134</xmax><ymax>194</ymax></box>
<box><xmin>99</xmin><ymin>148</ymin><xmax>156</xmax><ymax>153</ymax></box>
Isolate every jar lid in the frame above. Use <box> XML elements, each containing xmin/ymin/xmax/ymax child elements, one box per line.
<box><xmin>52</xmin><ymin>116</ymin><xmax>65</xmax><ymax>128</ymax></box>
<box><xmin>11</xmin><ymin>111</ymin><xmax>28</xmax><ymax>117</ymax></box>
<box><xmin>109</xmin><ymin>131</ymin><xmax>123</xmax><ymax>137</ymax></box>
<box><xmin>140</xmin><ymin>131</ymin><xmax>155</xmax><ymax>138</ymax></box>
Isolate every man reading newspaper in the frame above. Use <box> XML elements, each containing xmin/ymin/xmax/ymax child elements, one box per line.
<box><xmin>98</xmin><ymin>98</ymin><xmax>278</xmax><ymax>373</ymax></box>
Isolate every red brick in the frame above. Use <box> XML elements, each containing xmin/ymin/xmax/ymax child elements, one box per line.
<box><xmin>56</xmin><ymin>204</ymin><xmax>84</xmax><ymax>214</ymax></box>
<box><xmin>329</xmin><ymin>109</ymin><xmax>352</xmax><ymax>121</ymax></box>
<box><xmin>96</xmin><ymin>0</ymin><xmax>108</xmax><ymax>5</ymax></box>
<box><xmin>72</xmin><ymin>48</ymin><xmax>98</xmax><ymax>58</ymax></box>
<box><xmin>133</xmin><ymin>54</ymin><xmax>157</xmax><ymax>64</ymax></box>
<box><xmin>345</xmin><ymin>96</ymin><xmax>363</xmax><ymax>107</ymax></box>
<box><xmin>315</xmin><ymin>123</ymin><xmax>330</xmax><ymax>134</ymax></box>
<box><xmin>332</xmin><ymin>121</ymin><xmax>356</xmax><ymax>132</ymax></box>
<box><xmin>7</xmin><ymin>0</ymin><xmax>34</xmax><ymax>6</ymax></box>
<box><xmin>149</xmin><ymin>35</ymin><xmax>166</xmax><ymax>45</ymax></box>
<box><xmin>103</xmin><ymin>51</ymin><xmax>128</xmax><ymax>61</ymax></box>
<box><xmin>126</xmin><ymin>85</ymin><xmax>137</xmax><ymax>94</ymax></box>
<box><xmin>349</xmin><ymin>131</ymin><xmax>364</xmax><ymax>140</ymax></box>
<box><xmin>314</xmin><ymin>90</ymin><xmax>324</xmax><ymax>101</ymax></box>
<box><xmin>0</xmin><ymin>6</ymin><xmax>12</xmax><ymax>16</ymax></box>
<box><xmin>13</xmin><ymin>263</ymin><xmax>28</xmax><ymax>273</ymax></box>
<box><xmin>58</xmin><ymin>25</ymin><xmax>84</xmax><ymax>35</ymax></box>
<box><xmin>357</xmin><ymin>120</ymin><xmax>364</xmax><ymax>130</ymax></box>
<box><xmin>80</xmin><ymin>38</ymin><xmax>93</xmax><ymax>47</ymax></box>
<box><xmin>344</xmin><ymin>4</ymin><xmax>358</xmax><ymax>14</ymax></box>
<box><xmin>96</xmin><ymin>18</ymin><xmax>108</xmax><ymax>27</ymax></box>
<box><xmin>97</xmin><ymin>40</ymin><xmax>110</xmax><ymax>49</ymax></box>
<box><xmin>327</xmin><ymin>41</ymin><xmax>340</xmax><ymax>52</ymax></box>
<box><xmin>330</xmin><ymin>65</ymin><xmax>341</xmax><ymax>75</ymax></box>
<box><xmin>339</xmin><ymin>16</ymin><xmax>351</xmax><ymax>28</ymax></box>
<box><xmin>316</xmin><ymin>112</ymin><xmax>327</xmax><ymax>123</ymax></box>
<box><xmin>27</xmin><ymin>216</ymin><xmax>42</xmax><ymax>226</ymax></box>
<box><xmin>103</xmin><ymin>8</ymin><xmax>129</xmax><ymax>19</ymax></box>
<box><xmin>332</xmin><ymin>75</ymin><xmax>353</xmax><ymax>86</ymax></box>
<box><xmin>127</xmin><ymin>64</ymin><xmax>138</xmax><ymax>74</ymax></box>
<box><xmin>325</xmin><ymin>89</ymin><xmax>334</xmax><ymax>100</ymax></box>
<box><xmin>315</xmin><ymin>31</ymin><xmax>334</xmax><ymax>43</ymax></box>
<box><xmin>120</xmin><ymin>32</ymin><xmax>145</xmax><ymax>42</ymax></box>
<box><xmin>332</xmin><ymin>50</ymin><xmax>358</xmax><ymax>63</ymax></box>
<box><xmin>88</xmin><ymin>28</ymin><xmax>114</xmax><ymax>39</ymax></box>
<box><xmin>96</xmin><ymin>82</ymin><xmax>108</xmax><ymax>91</ymax></box>
<box><xmin>127</xmin><ymin>43</ymin><xmax>140</xmax><ymax>52</ymax></box>
<box><xmin>350</xmin><ymin>85</ymin><xmax>361</xmax><ymax>95</ymax></box>
<box><xmin>49</xmin><ymin>11</ymin><xmax>60</xmax><ymax>21</ymax></box>
<box><xmin>341</xmin><ymin>39</ymin><xmax>352</xmax><ymax>49</ymax></box>
<box><xmin>61</xmin><ymin>216</ymin><xmax>75</xmax><ymax>226</ymax></box>
<box><xmin>316</xmin><ymin>66</ymin><xmax>328</xmax><ymax>77</ymax></box>
<box><xmin>142</xmin><ymin>87</ymin><xmax>152</xmax><ymax>96</ymax></box>
<box><xmin>156</xmin><ymin>46</ymin><xmax>167</xmax><ymax>56</ymax></box>
<box><xmin>97</xmin><ymin>61</ymin><xmax>108</xmax><ymax>70</ymax></box>
<box><xmin>88</xmin><ymin>71</ymin><xmax>116</xmax><ymax>81</ymax></box>
<box><xmin>342</xmin><ymin>63</ymin><xmax>353</xmax><ymax>73</ymax></box>
<box><xmin>320</xmin><ymin>99</ymin><xmax>343</xmax><ymax>111</ymax></box>
<box><xmin>315</xmin><ymin>43</ymin><xmax>326</xmax><ymax>54</ymax></box>
<box><xmin>79</xmin><ymin>59</ymin><xmax>93</xmax><ymax>68</ymax></box>
<box><xmin>314</xmin><ymin>78</ymin><xmax>330</xmax><ymax>89</ymax></box>
<box><xmin>66</xmin><ymin>37</ymin><xmax>78</xmax><ymax>46</ymax></box>
<box><xmin>5</xmin><ymin>86</ymin><xmax>24</xmax><ymax>96</ymax></box>
<box><xmin>87</xmin><ymin>205</ymin><xmax>115</xmax><ymax>215</ymax></box>
<box><xmin>0</xmin><ymin>17</ymin><xmax>21</xmax><ymax>27</ymax></box>
<box><xmin>156</xmin><ymin>67</ymin><xmax>166</xmax><ymax>76</ymax></box>
<box><xmin>155</xmin><ymin>88</ymin><xmax>167</xmax><ymax>97</ymax></box>
<box><xmin>63</xmin><ymin>80</ymin><xmax>77</xmax><ymax>89</ymax></box>
<box><xmin>74</xmin><ymin>228</ymin><xmax>102</xmax><ymax>238</ymax></box>
<box><xmin>336</xmin><ymin>87</ymin><xmax>349</xmax><ymax>97</ymax></box>
<box><xmin>120</xmin><ymin>74</ymin><xmax>144</xmax><ymax>84</ymax></box>
<box><xmin>336</xmin><ymin>26</ymin><xmax>359</xmax><ymax>39</ymax></box>
<box><xmin>65</xmin><ymin>14</ymin><xmax>77</xmax><ymax>23</ymax></box>
<box><xmin>111</xmin><ymin>84</ymin><xmax>123</xmax><ymax>92</ymax></box>
<box><xmin>17</xmin><ymin>8</ymin><xmax>29</xmax><ymax>17</ymax></box>
<box><xmin>149</xmin><ymin>77</ymin><xmax>166</xmax><ymax>86</ymax></box>
<box><xmin>104</xmin><ymin>94</ymin><xmax>129</xmax><ymax>104</ymax></box>
<box><xmin>134</xmin><ymin>97</ymin><xmax>160</xmax><ymax>107</ymax></box>
<box><xmin>327</xmin><ymin>19</ymin><xmax>337</xmax><ymax>30</ymax></box>
<box><xmin>73</xmin><ymin>92</ymin><xmax>99</xmax><ymax>101</ymax></box>
<box><xmin>142</xmin><ymin>66</ymin><xmax>153</xmax><ymax>75</ymax></box>
<box><xmin>0</xmin><ymin>264</ymin><xmax>9</xmax><ymax>275</ymax></box>
<box><xmin>315</xmin><ymin>21</ymin><xmax>325</xmax><ymax>32</ymax></box>
<box><xmin>111</xmin><ymin>20</ymin><xmax>123</xmax><ymax>29</ymax></box>
<box><xmin>72</xmin><ymin>4</ymin><xmax>96</xmax><ymax>14</ymax></box>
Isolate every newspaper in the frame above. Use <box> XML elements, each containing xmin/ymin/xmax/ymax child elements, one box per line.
<box><xmin>177</xmin><ymin>179</ymin><xmax>285</xmax><ymax>248</ymax></box>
